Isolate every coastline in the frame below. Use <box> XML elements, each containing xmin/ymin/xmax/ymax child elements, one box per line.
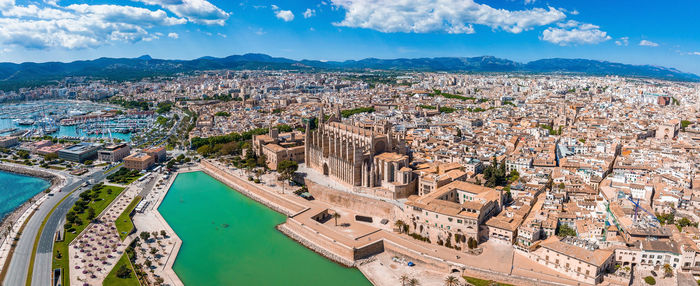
<box><xmin>0</xmin><ymin>163</ymin><xmax>63</xmax><ymax>223</ymax></box>
<box><xmin>0</xmin><ymin>163</ymin><xmax>64</xmax><ymax>230</ymax></box>
<box><xmin>0</xmin><ymin>163</ymin><xmax>66</xmax><ymax>280</ymax></box>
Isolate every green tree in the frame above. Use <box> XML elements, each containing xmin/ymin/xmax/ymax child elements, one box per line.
<box><xmin>400</xmin><ymin>274</ymin><xmax>409</xmax><ymax>286</ymax></box>
<box><xmin>557</xmin><ymin>224</ymin><xmax>577</xmax><ymax>237</ymax></box>
<box><xmin>467</xmin><ymin>237</ymin><xmax>478</xmax><ymax>249</ymax></box>
<box><xmin>16</xmin><ymin>150</ymin><xmax>29</xmax><ymax>159</ymax></box>
<box><xmin>677</xmin><ymin>217</ymin><xmax>695</xmax><ymax>229</ymax></box>
<box><xmin>444</xmin><ymin>276</ymin><xmax>459</xmax><ymax>286</ymax></box>
<box><xmin>394</xmin><ymin>220</ymin><xmax>406</xmax><ymax>234</ymax></box>
<box><xmin>332</xmin><ymin>212</ymin><xmax>341</xmax><ymax>226</ymax></box>
<box><xmin>140</xmin><ymin>231</ymin><xmax>151</xmax><ymax>241</ymax></box>
<box><xmin>116</xmin><ymin>264</ymin><xmax>131</xmax><ymax>278</ymax></box>
<box><xmin>86</xmin><ymin>207</ymin><xmax>96</xmax><ymax>220</ymax></box>
<box><xmin>277</xmin><ymin>160</ymin><xmax>298</xmax><ymax>183</ymax></box>
<box><xmin>44</xmin><ymin>153</ymin><xmax>58</xmax><ymax>161</ymax></box>
<box><xmin>663</xmin><ymin>263</ymin><xmax>673</xmax><ymax>277</ymax></box>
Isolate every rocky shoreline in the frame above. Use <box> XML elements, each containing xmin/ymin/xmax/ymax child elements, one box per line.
<box><xmin>0</xmin><ymin>164</ymin><xmax>63</xmax><ymax>188</ymax></box>
<box><xmin>0</xmin><ymin>164</ymin><xmax>64</xmax><ymax>239</ymax></box>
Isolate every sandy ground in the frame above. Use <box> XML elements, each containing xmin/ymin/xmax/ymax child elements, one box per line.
<box><xmin>358</xmin><ymin>252</ymin><xmax>462</xmax><ymax>286</ymax></box>
<box><xmin>631</xmin><ymin>268</ymin><xmax>677</xmax><ymax>286</ymax></box>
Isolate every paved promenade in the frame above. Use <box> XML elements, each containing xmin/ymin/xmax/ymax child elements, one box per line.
<box><xmin>69</xmin><ymin>185</ymin><xmax>140</xmax><ymax>285</ymax></box>
<box><xmin>132</xmin><ymin>169</ymin><xmax>188</xmax><ymax>286</ymax></box>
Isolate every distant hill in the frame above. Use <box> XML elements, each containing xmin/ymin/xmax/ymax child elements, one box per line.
<box><xmin>0</xmin><ymin>53</ymin><xmax>697</xmax><ymax>91</ymax></box>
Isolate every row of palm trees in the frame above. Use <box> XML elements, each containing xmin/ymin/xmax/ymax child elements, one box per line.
<box><xmin>399</xmin><ymin>274</ymin><xmax>420</xmax><ymax>286</ymax></box>
<box><xmin>399</xmin><ymin>274</ymin><xmax>461</xmax><ymax>286</ymax></box>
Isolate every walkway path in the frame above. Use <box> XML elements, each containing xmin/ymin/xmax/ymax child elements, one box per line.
<box><xmin>69</xmin><ymin>185</ymin><xmax>140</xmax><ymax>285</ymax></box>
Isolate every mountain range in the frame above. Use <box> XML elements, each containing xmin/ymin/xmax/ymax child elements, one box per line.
<box><xmin>0</xmin><ymin>53</ymin><xmax>697</xmax><ymax>91</ymax></box>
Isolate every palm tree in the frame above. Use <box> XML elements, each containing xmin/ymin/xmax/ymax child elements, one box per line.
<box><xmin>663</xmin><ymin>263</ymin><xmax>673</xmax><ymax>277</ymax></box>
<box><xmin>444</xmin><ymin>276</ymin><xmax>459</xmax><ymax>286</ymax></box>
<box><xmin>332</xmin><ymin>212</ymin><xmax>341</xmax><ymax>226</ymax></box>
<box><xmin>408</xmin><ymin>278</ymin><xmax>420</xmax><ymax>286</ymax></box>
<box><xmin>399</xmin><ymin>274</ymin><xmax>409</xmax><ymax>286</ymax></box>
<box><xmin>395</xmin><ymin>220</ymin><xmax>406</xmax><ymax>234</ymax></box>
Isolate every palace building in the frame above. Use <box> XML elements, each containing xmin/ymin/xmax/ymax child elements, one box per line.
<box><xmin>304</xmin><ymin>106</ymin><xmax>415</xmax><ymax>199</ymax></box>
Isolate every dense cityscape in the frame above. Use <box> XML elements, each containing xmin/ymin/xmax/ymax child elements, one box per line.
<box><xmin>0</xmin><ymin>69</ymin><xmax>698</xmax><ymax>286</ymax></box>
<box><xmin>1</xmin><ymin>0</ymin><xmax>700</xmax><ymax>285</ymax></box>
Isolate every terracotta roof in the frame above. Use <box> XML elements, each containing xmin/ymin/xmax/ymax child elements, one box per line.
<box><xmin>539</xmin><ymin>237</ymin><xmax>613</xmax><ymax>266</ymax></box>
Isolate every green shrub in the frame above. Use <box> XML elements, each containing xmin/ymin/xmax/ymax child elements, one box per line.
<box><xmin>644</xmin><ymin>276</ymin><xmax>656</xmax><ymax>285</ymax></box>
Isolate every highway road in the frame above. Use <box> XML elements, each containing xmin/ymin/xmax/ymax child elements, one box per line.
<box><xmin>2</xmin><ymin>167</ymin><xmax>118</xmax><ymax>286</ymax></box>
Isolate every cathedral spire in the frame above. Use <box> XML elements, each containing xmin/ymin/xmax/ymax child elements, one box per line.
<box><xmin>318</xmin><ymin>104</ymin><xmax>325</xmax><ymax>132</ymax></box>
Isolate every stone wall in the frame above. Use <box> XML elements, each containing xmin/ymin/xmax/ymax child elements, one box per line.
<box><xmin>0</xmin><ymin>164</ymin><xmax>62</xmax><ymax>187</ymax></box>
<box><xmin>201</xmin><ymin>160</ymin><xmax>305</xmax><ymax>216</ymax></box>
<box><xmin>277</xmin><ymin>221</ymin><xmax>356</xmax><ymax>267</ymax></box>
<box><xmin>354</xmin><ymin>240</ymin><xmax>384</xmax><ymax>260</ymax></box>
<box><xmin>383</xmin><ymin>241</ymin><xmax>451</xmax><ymax>272</ymax></box>
<box><xmin>305</xmin><ymin>179</ymin><xmax>397</xmax><ymax>219</ymax></box>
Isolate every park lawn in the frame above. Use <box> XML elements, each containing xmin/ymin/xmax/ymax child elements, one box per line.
<box><xmin>463</xmin><ymin>276</ymin><xmax>514</xmax><ymax>286</ymax></box>
<box><xmin>103</xmin><ymin>254</ymin><xmax>139</xmax><ymax>286</ymax></box>
<box><xmin>116</xmin><ymin>196</ymin><xmax>142</xmax><ymax>240</ymax></box>
<box><xmin>107</xmin><ymin>168</ymin><xmax>143</xmax><ymax>185</ymax></box>
<box><xmin>116</xmin><ymin>173</ymin><xmax>142</xmax><ymax>185</ymax></box>
<box><xmin>52</xmin><ymin>185</ymin><xmax>125</xmax><ymax>286</ymax></box>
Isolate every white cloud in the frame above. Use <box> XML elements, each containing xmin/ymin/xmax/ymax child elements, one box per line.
<box><xmin>570</xmin><ymin>10</ymin><xmax>579</xmax><ymax>15</ymax></box>
<box><xmin>303</xmin><ymin>8</ymin><xmax>315</xmax><ymax>18</ymax></box>
<box><xmin>134</xmin><ymin>0</ymin><xmax>230</xmax><ymax>25</ymax></box>
<box><xmin>615</xmin><ymin>36</ymin><xmax>629</xmax><ymax>46</ymax></box>
<box><xmin>252</xmin><ymin>27</ymin><xmax>266</xmax><ymax>35</ymax></box>
<box><xmin>524</xmin><ymin>0</ymin><xmax>535</xmax><ymax>4</ymax></box>
<box><xmin>275</xmin><ymin>10</ymin><xmax>294</xmax><ymax>22</ymax></box>
<box><xmin>541</xmin><ymin>21</ymin><xmax>610</xmax><ymax>46</ymax></box>
<box><xmin>271</xmin><ymin>4</ymin><xmax>279</xmax><ymax>10</ymax></box>
<box><xmin>331</xmin><ymin>0</ymin><xmax>566</xmax><ymax>34</ymax></box>
<box><xmin>168</xmin><ymin>32</ymin><xmax>179</xmax><ymax>39</ymax></box>
<box><xmin>0</xmin><ymin>0</ymin><xmax>13</xmax><ymax>10</ymax></box>
<box><xmin>639</xmin><ymin>40</ymin><xmax>659</xmax><ymax>47</ymax></box>
<box><xmin>0</xmin><ymin>1</ymin><xmax>189</xmax><ymax>49</ymax></box>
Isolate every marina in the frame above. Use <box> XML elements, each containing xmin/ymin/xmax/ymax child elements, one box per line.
<box><xmin>0</xmin><ymin>100</ymin><xmax>156</xmax><ymax>142</ymax></box>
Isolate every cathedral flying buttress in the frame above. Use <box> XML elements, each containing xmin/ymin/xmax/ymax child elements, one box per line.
<box><xmin>304</xmin><ymin>105</ymin><xmax>416</xmax><ymax>199</ymax></box>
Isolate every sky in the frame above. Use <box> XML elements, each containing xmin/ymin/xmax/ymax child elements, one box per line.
<box><xmin>1</xmin><ymin>0</ymin><xmax>700</xmax><ymax>74</ymax></box>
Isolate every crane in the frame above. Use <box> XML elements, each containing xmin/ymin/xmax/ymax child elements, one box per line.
<box><xmin>627</xmin><ymin>196</ymin><xmax>661</xmax><ymax>224</ymax></box>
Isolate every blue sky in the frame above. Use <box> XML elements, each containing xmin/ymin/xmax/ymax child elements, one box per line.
<box><xmin>1</xmin><ymin>0</ymin><xmax>700</xmax><ymax>74</ymax></box>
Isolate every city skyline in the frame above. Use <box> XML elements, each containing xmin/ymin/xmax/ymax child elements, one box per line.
<box><xmin>1</xmin><ymin>0</ymin><xmax>700</xmax><ymax>75</ymax></box>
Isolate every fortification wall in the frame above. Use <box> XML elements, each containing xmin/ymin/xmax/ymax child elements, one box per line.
<box><xmin>305</xmin><ymin>179</ymin><xmax>397</xmax><ymax>219</ymax></box>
